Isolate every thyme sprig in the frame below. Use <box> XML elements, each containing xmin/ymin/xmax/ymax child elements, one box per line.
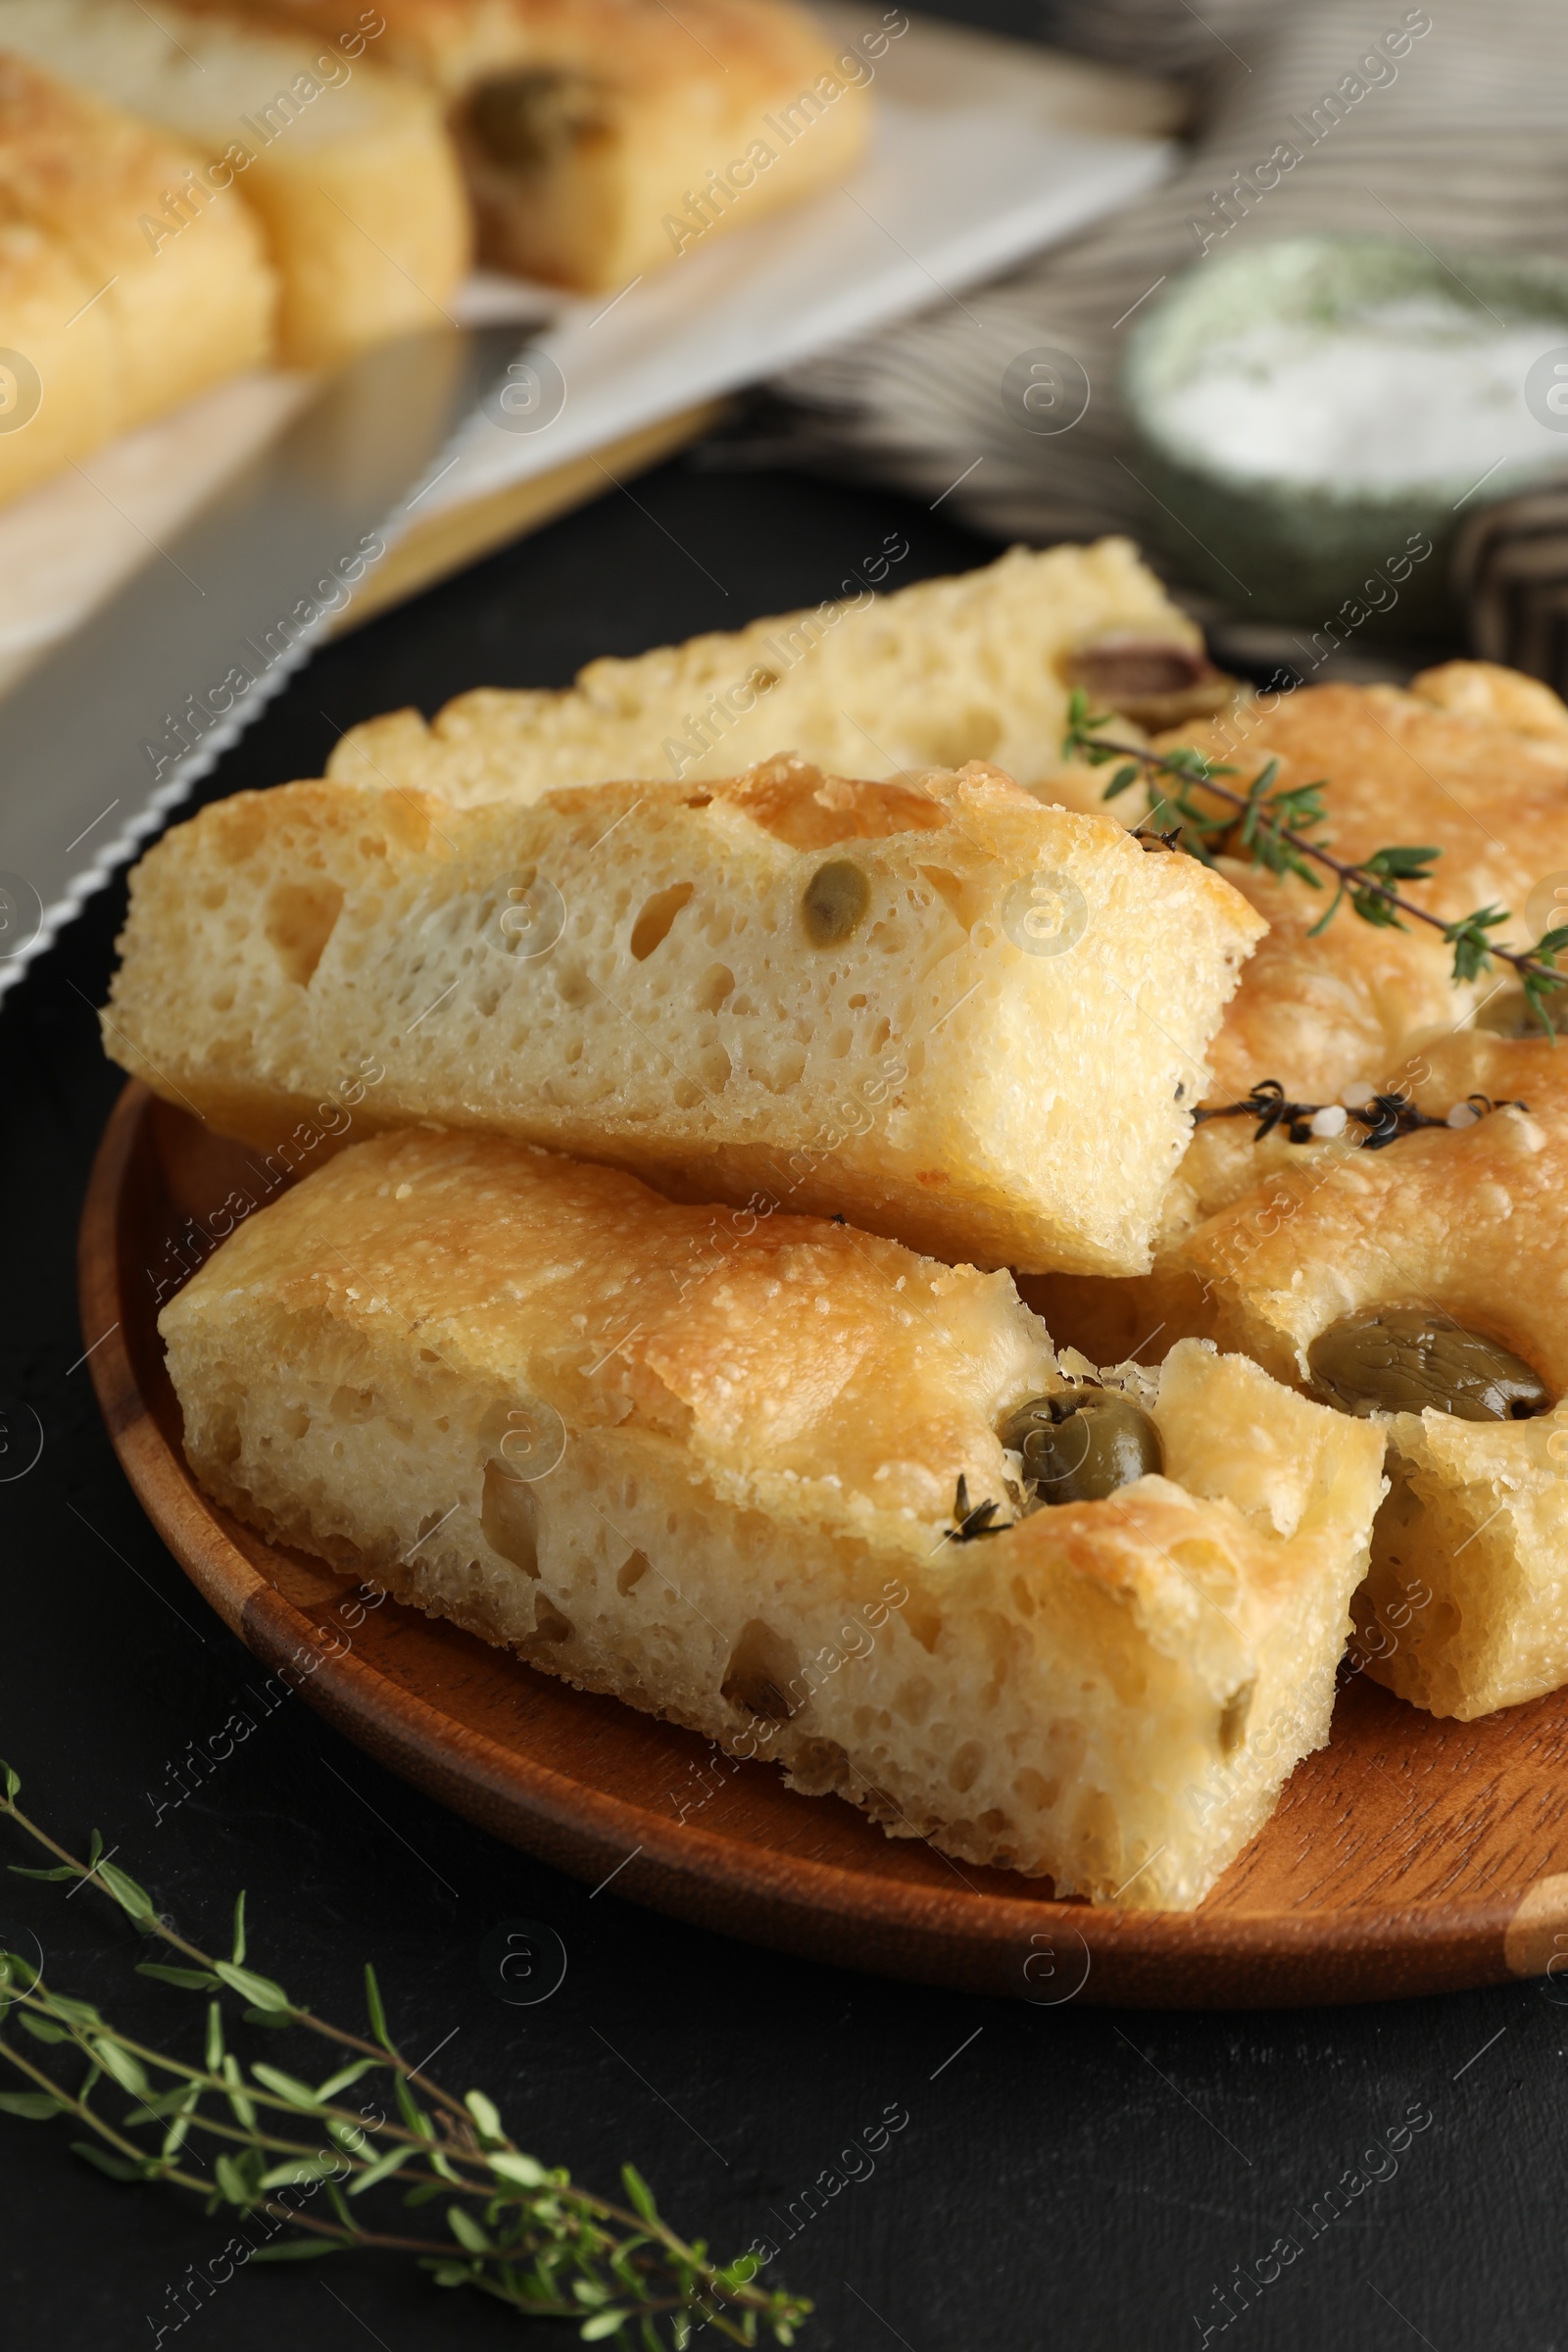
<box><xmin>0</xmin><ymin>1762</ymin><xmax>808</xmax><ymax>2348</ymax></box>
<box><xmin>1063</xmin><ymin>694</ymin><xmax>1568</xmax><ymax>1034</ymax></box>
<box><xmin>1192</xmin><ymin>1079</ymin><xmax>1525</xmax><ymax>1150</ymax></box>
<box><xmin>945</xmin><ymin>1473</ymin><xmax>1007</xmax><ymax>1543</ymax></box>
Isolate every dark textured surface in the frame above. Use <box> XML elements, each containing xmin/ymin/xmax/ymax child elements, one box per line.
<box><xmin>1</xmin><ymin>455</ymin><xmax>1561</xmax><ymax>2352</ymax></box>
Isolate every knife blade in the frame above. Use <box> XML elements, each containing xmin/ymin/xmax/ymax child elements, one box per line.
<box><xmin>0</xmin><ymin>322</ymin><xmax>528</xmax><ymax>1003</ymax></box>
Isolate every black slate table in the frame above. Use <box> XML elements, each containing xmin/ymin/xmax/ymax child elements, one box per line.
<box><xmin>0</xmin><ymin>452</ymin><xmax>1557</xmax><ymax>2352</ymax></box>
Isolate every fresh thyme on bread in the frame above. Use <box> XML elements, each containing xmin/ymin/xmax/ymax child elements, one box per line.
<box><xmin>159</xmin><ymin>1127</ymin><xmax>1386</xmax><ymax>1908</ymax></box>
<box><xmin>101</xmin><ymin>755</ymin><xmax>1264</xmax><ymax>1277</ymax></box>
<box><xmin>1149</xmin><ymin>1035</ymin><xmax>1568</xmax><ymax>1723</ymax></box>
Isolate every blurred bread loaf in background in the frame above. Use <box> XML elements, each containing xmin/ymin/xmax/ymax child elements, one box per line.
<box><xmin>0</xmin><ymin>54</ymin><xmax>273</xmax><ymax>505</ymax></box>
<box><xmin>327</xmin><ymin>539</ymin><xmax>1229</xmax><ymax>807</ymax></box>
<box><xmin>0</xmin><ymin>0</ymin><xmax>469</xmax><ymax>364</ymax></box>
<box><xmin>195</xmin><ymin>0</ymin><xmax>873</xmax><ymax>288</ymax></box>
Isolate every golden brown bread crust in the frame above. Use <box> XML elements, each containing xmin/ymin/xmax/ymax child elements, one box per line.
<box><xmin>1106</xmin><ymin>661</ymin><xmax>1568</xmax><ymax>1242</ymax></box>
<box><xmin>1163</xmin><ymin>859</ymin><xmax>1478</xmax><ymax>1238</ymax></box>
<box><xmin>102</xmin><ymin>756</ymin><xmax>1265</xmax><ymax>1279</ymax></box>
<box><xmin>324</xmin><ymin>541</ymin><xmax>1209</xmax><ymax>809</ymax></box>
<box><xmin>198</xmin><ymin>0</ymin><xmax>870</xmax><ymax>286</ymax></box>
<box><xmin>1165</xmin><ymin>673</ymin><xmax>1568</xmax><ymax>935</ymax></box>
<box><xmin>0</xmin><ymin>0</ymin><xmax>470</xmax><ymax>366</ymax></box>
<box><xmin>160</xmin><ymin>1127</ymin><xmax>1386</xmax><ymax>1905</ymax></box>
<box><xmin>1154</xmin><ymin>1035</ymin><xmax>1568</xmax><ymax>1720</ymax></box>
<box><xmin>0</xmin><ymin>54</ymin><xmax>273</xmax><ymax>499</ymax></box>
<box><xmin>203</xmin><ymin>0</ymin><xmax>854</xmax><ymax>94</ymax></box>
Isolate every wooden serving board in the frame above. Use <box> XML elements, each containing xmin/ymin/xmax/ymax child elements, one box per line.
<box><xmin>80</xmin><ymin>1083</ymin><xmax>1568</xmax><ymax>2009</ymax></box>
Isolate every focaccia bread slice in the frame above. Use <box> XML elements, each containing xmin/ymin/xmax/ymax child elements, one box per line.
<box><xmin>1033</xmin><ymin>657</ymin><xmax>1568</xmax><ymax>1340</ymax></box>
<box><xmin>160</xmin><ymin>1129</ymin><xmax>1387</xmax><ymax>1909</ymax></box>
<box><xmin>195</xmin><ymin>0</ymin><xmax>869</xmax><ymax>290</ymax></box>
<box><xmin>1155</xmin><ymin>1034</ymin><xmax>1568</xmax><ymax>1721</ymax></box>
<box><xmin>0</xmin><ymin>54</ymin><xmax>273</xmax><ymax>504</ymax></box>
<box><xmin>324</xmin><ymin>540</ymin><xmax>1226</xmax><ymax>811</ymax></box>
<box><xmin>102</xmin><ymin>757</ymin><xmax>1265</xmax><ymax>1277</ymax></box>
<box><xmin>0</xmin><ymin>0</ymin><xmax>468</xmax><ymax>365</ymax></box>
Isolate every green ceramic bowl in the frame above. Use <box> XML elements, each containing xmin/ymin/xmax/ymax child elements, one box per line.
<box><xmin>1123</xmin><ymin>236</ymin><xmax>1568</xmax><ymax>630</ymax></box>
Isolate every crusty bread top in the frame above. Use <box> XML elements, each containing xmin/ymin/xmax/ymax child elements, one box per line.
<box><xmin>163</xmin><ymin>1122</ymin><xmax>1383</xmax><ymax>1577</ymax></box>
<box><xmin>105</xmin><ymin>754</ymin><xmax>1264</xmax><ymax>1276</ymax></box>
<box><xmin>1175</xmin><ymin>1033</ymin><xmax>1568</xmax><ymax>1391</ymax></box>
<box><xmin>0</xmin><ymin>50</ymin><xmax>273</xmax><ymax>439</ymax></box>
<box><xmin>195</xmin><ymin>0</ymin><xmax>848</xmax><ymax>95</ymax></box>
<box><xmin>0</xmin><ymin>48</ymin><xmax>259</xmax><ymax>280</ymax></box>
<box><xmin>1161</xmin><ymin>859</ymin><xmax>1475</xmax><ymax>1236</ymax></box>
<box><xmin>1166</xmin><ymin>665</ymin><xmax>1568</xmax><ymax>934</ymax></box>
<box><xmin>324</xmin><ymin>540</ymin><xmax>1204</xmax><ymax>808</ymax></box>
<box><xmin>0</xmin><ymin>0</ymin><xmax>451</xmax><ymax>156</ymax></box>
<box><xmin>169</xmin><ymin>1123</ymin><xmax>1058</xmax><ymax>1535</ymax></box>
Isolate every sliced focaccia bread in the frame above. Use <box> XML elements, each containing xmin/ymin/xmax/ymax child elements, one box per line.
<box><xmin>1032</xmin><ymin>656</ymin><xmax>1568</xmax><ymax>1351</ymax></box>
<box><xmin>0</xmin><ymin>0</ymin><xmax>469</xmax><ymax>365</ymax></box>
<box><xmin>324</xmin><ymin>540</ymin><xmax>1228</xmax><ymax>810</ymax></box>
<box><xmin>102</xmin><ymin>757</ymin><xmax>1265</xmax><ymax>1277</ymax></box>
<box><xmin>160</xmin><ymin>1129</ymin><xmax>1387</xmax><ymax>1909</ymax></box>
<box><xmin>195</xmin><ymin>0</ymin><xmax>869</xmax><ymax>290</ymax></box>
<box><xmin>0</xmin><ymin>54</ymin><xmax>273</xmax><ymax>504</ymax></box>
<box><xmin>1157</xmin><ymin>1034</ymin><xmax>1568</xmax><ymax>1721</ymax></box>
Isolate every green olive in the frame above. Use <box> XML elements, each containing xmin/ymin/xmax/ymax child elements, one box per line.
<box><xmin>801</xmin><ymin>859</ymin><xmax>870</xmax><ymax>947</ymax></box>
<box><xmin>466</xmin><ymin>70</ymin><xmax>606</xmax><ymax>170</ymax></box>
<box><xmin>999</xmin><ymin>1386</ymin><xmax>1163</xmax><ymax>1505</ymax></box>
<box><xmin>1307</xmin><ymin>1306</ymin><xmax>1552</xmax><ymax>1422</ymax></box>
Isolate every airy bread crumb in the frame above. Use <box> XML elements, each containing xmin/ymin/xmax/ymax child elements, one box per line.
<box><xmin>323</xmin><ymin>540</ymin><xmax>1207</xmax><ymax>811</ymax></box>
<box><xmin>103</xmin><ymin>756</ymin><xmax>1265</xmax><ymax>1277</ymax></box>
<box><xmin>160</xmin><ymin>1130</ymin><xmax>1387</xmax><ymax>1907</ymax></box>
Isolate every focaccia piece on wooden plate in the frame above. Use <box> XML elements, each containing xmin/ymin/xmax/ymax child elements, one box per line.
<box><xmin>1032</xmin><ymin>657</ymin><xmax>1568</xmax><ymax>1354</ymax></box>
<box><xmin>323</xmin><ymin>540</ymin><xmax>1226</xmax><ymax>812</ymax></box>
<box><xmin>160</xmin><ymin>1130</ymin><xmax>1387</xmax><ymax>1908</ymax></box>
<box><xmin>1157</xmin><ymin>1035</ymin><xmax>1568</xmax><ymax>1721</ymax></box>
<box><xmin>102</xmin><ymin>757</ymin><xmax>1265</xmax><ymax>1277</ymax></box>
<box><xmin>0</xmin><ymin>54</ymin><xmax>273</xmax><ymax>504</ymax></box>
<box><xmin>194</xmin><ymin>0</ymin><xmax>869</xmax><ymax>290</ymax></box>
<box><xmin>0</xmin><ymin>0</ymin><xmax>469</xmax><ymax>364</ymax></box>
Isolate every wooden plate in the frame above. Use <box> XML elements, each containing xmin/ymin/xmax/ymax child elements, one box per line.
<box><xmin>80</xmin><ymin>1082</ymin><xmax>1568</xmax><ymax>2008</ymax></box>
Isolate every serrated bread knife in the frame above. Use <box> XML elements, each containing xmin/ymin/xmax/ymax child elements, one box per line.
<box><xmin>0</xmin><ymin>323</ymin><xmax>527</xmax><ymax>1004</ymax></box>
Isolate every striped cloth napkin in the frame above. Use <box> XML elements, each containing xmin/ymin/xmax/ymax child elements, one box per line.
<box><xmin>770</xmin><ymin>0</ymin><xmax>1568</xmax><ymax>677</ymax></box>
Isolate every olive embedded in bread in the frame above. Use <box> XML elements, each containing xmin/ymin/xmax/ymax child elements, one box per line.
<box><xmin>466</xmin><ymin>71</ymin><xmax>610</xmax><ymax>171</ymax></box>
<box><xmin>801</xmin><ymin>858</ymin><xmax>870</xmax><ymax>947</ymax></box>
<box><xmin>1000</xmin><ymin>1387</ymin><xmax>1163</xmax><ymax>1505</ymax></box>
<box><xmin>1307</xmin><ymin>1306</ymin><xmax>1551</xmax><ymax>1422</ymax></box>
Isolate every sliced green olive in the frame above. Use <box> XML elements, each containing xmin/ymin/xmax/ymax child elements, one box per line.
<box><xmin>802</xmin><ymin>859</ymin><xmax>870</xmax><ymax>947</ymax></box>
<box><xmin>1307</xmin><ymin>1306</ymin><xmax>1551</xmax><ymax>1422</ymax></box>
<box><xmin>999</xmin><ymin>1386</ymin><xmax>1163</xmax><ymax>1505</ymax></box>
<box><xmin>466</xmin><ymin>70</ymin><xmax>607</xmax><ymax>170</ymax></box>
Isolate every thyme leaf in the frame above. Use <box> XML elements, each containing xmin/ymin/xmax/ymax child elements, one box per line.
<box><xmin>1060</xmin><ymin>696</ymin><xmax>1568</xmax><ymax>1020</ymax></box>
<box><xmin>0</xmin><ymin>1764</ymin><xmax>809</xmax><ymax>2348</ymax></box>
